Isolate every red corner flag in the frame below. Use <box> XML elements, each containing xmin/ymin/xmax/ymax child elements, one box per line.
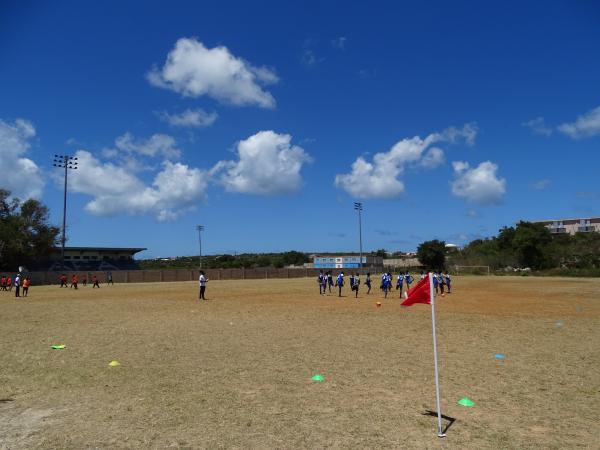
<box><xmin>401</xmin><ymin>274</ymin><xmax>431</xmax><ymax>307</ymax></box>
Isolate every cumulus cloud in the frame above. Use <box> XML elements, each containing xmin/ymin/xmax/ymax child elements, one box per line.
<box><xmin>334</xmin><ymin>123</ymin><xmax>477</xmax><ymax>199</ymax></box>
<box><xmin>157</xmin><ymin>108</ymin><xmax>218</xmax><ymax>128</ymax></box>
<box><xmin>68</xmin><ymin>150</ymin><xmax>208</xmax><ymax>221</ymax></box>
<box><xmin>113</xmin><ymin>132</ymin><xmax>181</xmax><ymax>159</ymax></box>
<box><xmin>451</xmin><ymin>161</ymin><xmax>506</xmax><ymax>204</ymax></box>
<box><xmin>558</xmin><ymin>106</ymin><xmax>600</xmax><ymax>139</ymax></box>
<box><xmin>419</xmin><ymin>147</ymin><xmax>445</xmax><ymax>169</ymax></box>
<box><xmin>0</xmin><ymin>118</ymin><xmax>44</xmax><ymax>199</ymax></box>
<box><xmin>148</xmin><ymin>38</ymin><xmax>278</xmax><ymax>108</ymax></box>
<box><xmin>522</xmin><ymin>117</ymin><xmax>552</xmax><ymax>136</ymax></box>
<box><xmin>212</xmin><ymin>131</ymin><xmax>312</xmax><ymax>195</ymax></box>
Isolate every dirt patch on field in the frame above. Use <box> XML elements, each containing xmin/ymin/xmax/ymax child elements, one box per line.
<box><xmin>0</xmin><ymin>276</ymin><xmax>598</xmax><ymax>449</ymax></box>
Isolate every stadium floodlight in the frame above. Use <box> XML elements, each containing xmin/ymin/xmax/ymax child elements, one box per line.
<box><xmin>52</xmin><ymin>155</ymin><xmax>78</xmax><ymax>270</ymax></box>
<box><xmin>196</xmin><ymin>225</ymin><xmax>204</xmax><ymax>269</ymax></box>
<box><xmin>353</xmin><ymin>202</ymin><xmax>363</xmax><ymax>269</ymax></box>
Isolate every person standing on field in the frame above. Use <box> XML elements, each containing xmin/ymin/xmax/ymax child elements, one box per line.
<box><xmin>14</xmin><ymin>273</ymin><xmax>21</xmax><ymax>298</ymax></box>
<box><xmin>22</xmin><ymin>277</ymin><xmax>30</xmax><ymax>297</ymax></box>
<box><xmin>107</xmin><ymin>272</ymin><xmax>113</xmax><ymax>285</ymax></box>
<box><xmin>318</xmin><ymin>270</ymin><xmax>325</xmax><ymax>295</ymax></box>
<box><xmin>327</xmin><ymin>271</ymin><xmax>334</xmax><ymax>293</ymax></box>
<box><xmin>92</xmin><ymin>275</ymin><xmax>100</xmax><ymax>288</ymax></box>
<box><xmin>365</xmin><ymin>273</ymin><xmax>372</xmax><ymax>294</ymax></box>
<box><xmin>336</xmin><ymin>272</ymin><xmax>344</xmax><ymax>297</ymax></box>
<box><xmin>351</xmin><ymin>272</ymin><xmax>360</xmax><ymax>298</ymax></box>
<box><xmin>199</xmin><ymin>271</ymin><xmax>208</xmax><ymax>300</ymax></box>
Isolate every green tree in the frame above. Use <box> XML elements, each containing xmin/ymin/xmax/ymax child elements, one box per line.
<box><xmin>0</xmin><ymin>189</ymin><xmax>60</xmax><ymax>271</ymax></box>
<box><xmin>417</xmin><ymin>240</ymin><xmax>446</xmax><ymax>270</ymax></box>
<box><xmin>511</xmin><ymin>221</ymin><xmax>552</xmax><ymax>269</ymax></box>
<box><xmin>373</xmin><ymin>248</ymin><xmax>387</xmax><ymax>258</ymax></box>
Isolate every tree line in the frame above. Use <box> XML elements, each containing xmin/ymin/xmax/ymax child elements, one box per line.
<box><xmin>417</xmin><ymin>221</ymin><xmax>600</xmax><ymax>275</ymax></box>
<box><xmin>0</xmin><ymin>189</ymin><xmax>60</xmax><ymax>271</ymax></box>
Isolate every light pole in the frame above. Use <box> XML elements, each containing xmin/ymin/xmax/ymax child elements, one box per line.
<box><xmin>53</xmin><ymin>155</ymin><xmax>78</xmax><ymax>269</ymax></box>
<box><xmin>354</xmin><ymin>202</ymin><xmax>363</xmax><ymax>269</ymax></box>
<box><xmin>196</xmin><ymin>225</ymin><xmax>204</xmax><ymax>269</ymax></box>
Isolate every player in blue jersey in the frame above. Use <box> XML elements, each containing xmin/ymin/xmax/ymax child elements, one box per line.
<box><xmin>396</xmin><ymin>272</ymin><xmax>404</xmax><ymax>298</ymax></box>
<box><xmin>336</xmin><ymin>272</ymin><xmax>344</xmax><ymax>297</ymax></box>
<box><xmin>443</xmin><ymin>272</ymin><xmax>451</xmax><ymax>294</ymax></box>
<box><xmin>318</xmin><ymin>270</ymin><xmax>326</xmax><ymax>295</ymax></box>
<box><xmin>365</xmin><ymin>273</ymin><xmax>372</xmax><ymax>294</ymax></box>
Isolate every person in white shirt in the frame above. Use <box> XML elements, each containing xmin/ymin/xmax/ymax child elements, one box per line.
<box><xmin>198</xmin><ymin>271</ymin><xmax>209</xmax><ymax>300</ymax></box>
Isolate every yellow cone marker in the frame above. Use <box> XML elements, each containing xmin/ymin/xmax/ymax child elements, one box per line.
<box><xmin>108</xmin><ymin>360</ymin><xmax>121</xmax><ymax>367</ymax></box>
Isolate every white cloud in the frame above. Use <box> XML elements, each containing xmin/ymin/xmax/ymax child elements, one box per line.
<box><xmin>0</xmin><ymin>118</ymin><xmax>44</xmax><ymax>199</ymax></box>
<box><xmin>212</xmin><ymin>131</ymin><xmax>312</xmax><ymax>195</ymax></box>
<box><xmin>419</xmin><ymin>147</ymin><xmax>445</xmax><ymax>169</ymax></box>
<box><xmin>522</xmin><ymin>117</ymin><xmax>552</xmax><ymax>136</ymax></box>
<box><xmin>68</xmin><ymin>150</ymin><xmax>208</xmax><ymax>221</ymax></box>
<box><xmin>148</xmin><ymin>38</ymin><xmax>278</xmax><ymax>108</ymax></box>
<box><xmin>451</xmin><ymin>161</ymin><xmax>506</xmax><ymax>204</ymax></box>
<box><xmin>558</xmin><ymin>106</ymin><xmax>600</xmax><ymax>139</ymax></box>
<box><xmin>334</xmin><ymin>123</ymin><xmax>477</xmax><ymax>199</ymax></box>
<box><xmin>157</xmin><ymin>108</ymin><xmax>218</xmax><ymax>128</ymax></box>
<box><xmin>532</xmin><ymin>179</ymin><xmax>551</xmax><ymax>190</ymax></box>
<box><xmin>114</xmin><ymin>132</ymin><xmax>181</xmax><ymax>159</ymax></box>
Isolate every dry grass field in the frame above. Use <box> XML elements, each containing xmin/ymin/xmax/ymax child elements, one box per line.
<box><xmin>0</xmin><ymin>276</ymin><xmax>599</xmax><ymax>449</ymax></box>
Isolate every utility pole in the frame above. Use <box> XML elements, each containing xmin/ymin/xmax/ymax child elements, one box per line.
<box><xmin>354</xmin><ymin>202</ymin><xmax>363</xmax><ymax>269</ymax></box>
<box><xmin>53</xmin><ymin>155</ymin><xmax>78</xmax><ymax>269</ymax></box>
<box><xmin>196</xmin><ymin>225</ymin><xmax>204</xmax><ymax>269</ymax></box>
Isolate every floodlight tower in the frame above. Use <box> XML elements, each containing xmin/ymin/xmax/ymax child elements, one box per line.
<box><xmin>196</xmin><ymin>225</ymin><xmax>204</xmax><ymax>269</ymax></box>
<box><xmin>52</xmin><ymin>155</ymin><xmax>78</xmax><ymax>269</ymax></box>
<box><xmin>354</xmin><ymin>202</ymin><xmax>363</xmax><ymax>269</ymax></box>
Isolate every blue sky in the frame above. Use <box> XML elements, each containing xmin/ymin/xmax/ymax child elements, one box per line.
<box><xmin>1</xmin><ymin>1</ymin><xmax>599</xmax><ymax>258</ymax></box>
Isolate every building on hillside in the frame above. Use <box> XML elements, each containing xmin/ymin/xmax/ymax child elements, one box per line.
<box><xmin>312</xmin><ymin>255</ymin><xmax>383</xmax><ymax>269</ymax></box>
<box><xmin>533</xmin><ymin>217</ymin><xmax>600</xmax><ymax>235</ymax></box>
<box><xmin>383</xmin><ymin>257</ymin><xmax>423</xmax><ymax>270</ymax></box>
<box><xmin>46</xmin><ymin>247</ymin><xmax>147</xmax><ymax>271</ymax></box>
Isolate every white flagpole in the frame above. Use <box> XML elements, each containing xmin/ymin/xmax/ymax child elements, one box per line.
<box><xmin>429</xmin><ymin>272</ymin><xmax>445</xmax><ymax>438</ymax></box>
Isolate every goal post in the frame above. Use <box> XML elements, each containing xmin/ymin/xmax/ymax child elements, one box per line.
<box><xmin>454</xmin><ymin>265</ymin><xmax>490</xmax><ymax>276</ymax></box>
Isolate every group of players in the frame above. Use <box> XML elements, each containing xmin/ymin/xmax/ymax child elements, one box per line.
<box><xmin>57</xmin><ymin>273</ymin><xmax>106</xmax><ymax>289</ymax></box>
<box><xmin>0</xmin><ymin>273</ymin><xmax>31</xmax><ymax>297</ymax></box>
<box><xmin>317</xmin><ymin>270</ymin><xmax>452</xmax><ymax>298</ymax></box>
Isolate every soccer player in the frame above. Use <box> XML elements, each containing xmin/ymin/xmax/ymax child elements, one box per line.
<box><xmin>0</xmin><ymin>275</ymin><xmax>6</xmax><ymax>291</ymax></box>
<box><xmin>107</xmin><ymin>271</ymin><xmax>114</xmax><ymax>285</ymax></box>
<box><xmin>199</xmin><ymin>270</ymin><xmax>208</xmax><ymax>300</ymax></box>
<box><xmin>327</xmin><ymin>272</ymin><xmax>334</xmax><ymax>293</ymax></box>
<box><xmin>22</xmin><ymin>277</ymin><xmax>30</xmax><ymax>297</ymax></box>
<box><xmin>71</xmin><ymin>274</ymin><xmax>78</xmax><ymax>290</ymax></box>
<box><xmin>82</xmin><ymin>275</ymin><xmax>87</xmax><ymax>287</ymax></box>
<box><xmin>365</xmin><ymin>273</ymin><xmax>372</xmax><ymax>294</ymax></box>
<box><xmin>405</xmin><ymin>272</ymin><xmax>413</xmax><ymax>291</ymax></box>
<box><xmin>59</xmin><ymin>273</ymin><xmax>68</xmax><ymax>288</ymax></box>
<box><xmin>318</xmin><ymin>270</ymin><xmax>325</xmax><ymax>295</ymax></box>
<box><xmin>420</xmin><ymin>271</ymin><xmax>426</xmax><ymax>280</ymax></box>
<box><xmin>443</xmin><ymin>272</ymin><xmax>452</xmax><ymax>293</ymax></box>
<box><xmin>336</xmin><ymin>272</ymin><xmax>344</xmax><ymax>297</ymax></box>
<box><xmin>436</xmin><ymin>272</ymin><xmax>445</xmax><ymax>295</ymax></box>
<box><xmin>396</xmin><ymin>272</ymin><xmax>404</xmax><ymax>298</ymax></box>
<box><xmin>351</xmin><ymin>272</ymin><xmax>360</xmax><ymax>298</ymax></box>
<box><xmin>433</xmin><ymin>272</ymin><xmax>439</xmax><ymax>294</ymax></box>
<box><xmin>7</xmin><ymin>276</ymin><xmax>12</xmax><ymax>291</ymax></box>
<box><xmin>92</xmin><ymin>275</ymin><xmax>100</xmax><ymax>288</ymax></box>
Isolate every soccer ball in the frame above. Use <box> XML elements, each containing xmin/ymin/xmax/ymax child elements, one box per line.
<box><xmin>376</xmin><ymin>302</ymin><xmax>382</xmax><ymax>307</ymax></box>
